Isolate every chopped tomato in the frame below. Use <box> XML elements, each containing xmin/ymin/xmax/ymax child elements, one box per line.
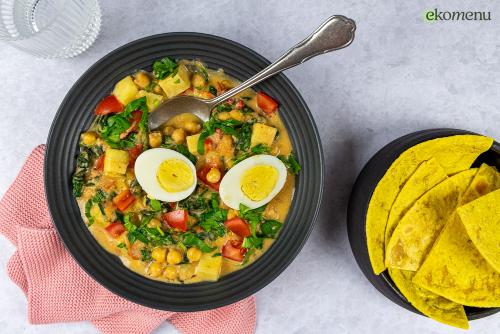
<box><xmin>222</xmin><ymin>240</ymin><xmax>247</xmax><ymax>262</ymax></box>
<box><xmin>224</xmin><ymin>217</ymin><xmax>251</xmax><ymax>238</ymax></box>
<box><xmin>256</xmin><ymin>91</ymin><xmax>278</xmax><ymax>114</ymax></box>
<box><xmin>131</xmin><ymin>110</ymin><xmax>142</xmax><ymax>123</ymax></box>
<box><xmin>128</xmin><ymin>144</ymin><xmax>143</xmax><ymax>168</ymax></box>
<box><xmin>129</xmin><ymin>240</ymin><xmax>144</xmax><ymax>260</ymax></box>
<box><xmin>235</xmin><ymin>100</ymin><xmax>245</xmax><ymax>110</ymax></box>
<box><xmin>197</xmin><ymin>165</ymin><xmax>222</xmax><ymax>191</ymax></box>
<box><xmin>113</xmin><ymin>189</ymin><xmax>135</xmax><ymax>211</ymax></box>
<box><xmin>94</xmin><ymin>154</ymin><xmax>105</xmax><ymax>170</ymax></box>
<box><xmin>95</xmin><ymin>95</ymin><xmax>123</xmax><ymax>115</ymax></box>
<box><xmin>162</xmin><ymin>210</ymin><xmax>188</xmax><ymax>231</ymax></box>
<box><xmin>105</xmin><ymin>222</ymin><xmax>126</xmax><ymax>238</ymax></box>
<box><xmin>204</xmin><ymin>137</ymin><xmax>214</xmax><ymax>152</ymax></box>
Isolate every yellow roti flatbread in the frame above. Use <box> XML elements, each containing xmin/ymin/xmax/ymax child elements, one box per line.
<box><xmin>389</xmin><ymin>269</ymin><xmax>468</xmax><ymax>329</ymax></box>
<box><xmin>367</xmin><ymin>135</ymin><xmax>492</xmax><ymax>274</ymax></box>
<box><xmin>458</xmin><ymin>188</ymin><xmax>500</xmax><ymax>273</ymax></box>
<box><xmin>384</xmin><ymin>158</ymin><xmax>448</xmax><ymax>251</ymax></box>
<box><xmin>385</xmin><ymin>159</ymin><xmax>467</xmax><ymax>329</ymax></box>
<box><xmin>413</xmin><ymin>165</ymin><xmax>500</xmax><ymax>307</ymax></box>
<box><xmin>386</xmin><ymin>169</ymin><xmax>477</xmax><ymax>271</ymax></box>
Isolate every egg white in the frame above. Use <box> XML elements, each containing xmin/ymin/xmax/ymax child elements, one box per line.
<box><xmin>134</xmin><ymin>148</ymin><xmax>197</xmax><ymax>202</ymax></box>
<box><xmin>219</xmin><ymin>154</ymin><xmax>287</xmax><ymax>210</ymax></box>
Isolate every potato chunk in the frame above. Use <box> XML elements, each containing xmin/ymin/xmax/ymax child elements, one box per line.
<box><xmin>136</xmin><ymin>90</ymin><xmax>164</xmax><ymax>111</ymax></box>
<box><xmin>158</xmin><ymin>65</ymin><xmax>191</xmax><ymax>98</ymax></box>
<box><xmin>103</xmin><ymin>149</ymin><xmax>129</xmax><ymax>176</ymax></box>
<box><xmin>195</xmin><ymin>252</ymin><xmax>222</xmax><ymax>282</ymax></box>
<box><xmin>251</xmin><ymin>123</ymin><xmax>277</xmax><ymax>147</ymax></box>
<box><xmin>186</xmin><ymin>133</ymin><xmax>201</xmax><ymax>155</ymax></box>
<box><xmin>113</xmin><ymin>76</ymin><xmax>139</xmax><ymax>105</ymax></box>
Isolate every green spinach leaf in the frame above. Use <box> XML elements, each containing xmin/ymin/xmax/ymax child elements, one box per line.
<box><xmin>181</xmin><ymin>232</ymin><xmax>216</xmax><ymax>253</ymax></box>
<box><xmin>153</xmin><ymin>57</ymin><xmax>178</xmax><ymax>80</ymax></box>
<box><xmin>278</xmin><ymin>152</ymin><xmax>302</xmax><ymax>175</ymax></box>
<box><xmin>260</xmin><ymin>220</ymin><xmax>283</xmax><ymax>238</ymax></box>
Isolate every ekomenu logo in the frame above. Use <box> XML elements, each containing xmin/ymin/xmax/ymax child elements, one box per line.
<box><xmin>425</xmin><ymin>9</ymin><xmax>491</xmax><ymax>21</ymax></box>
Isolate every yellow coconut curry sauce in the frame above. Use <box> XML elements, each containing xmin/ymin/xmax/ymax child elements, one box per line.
<box><xmin>72</xmin><ymin>58</ymin><xmax>300</xmax><ymax>283</ymax></box>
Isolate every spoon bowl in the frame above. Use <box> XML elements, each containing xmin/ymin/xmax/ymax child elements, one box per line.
<box><xmin>148</xmin><ymin>95</ymin><xmax>209</xmax><ymax>129</ymax></box>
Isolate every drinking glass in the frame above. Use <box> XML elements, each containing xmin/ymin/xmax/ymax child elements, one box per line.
<box><xmin>0</xmin><ymin>0</ymin><xmax>101</xmax><ymax>58</ymax></box>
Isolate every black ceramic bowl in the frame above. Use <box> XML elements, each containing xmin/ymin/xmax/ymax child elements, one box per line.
<box><xmin>347</xmin><ymin>128</ymin><xmax>500</xmax><ymax>320</ymax></box>
<box><xmin>45</xmin><ymin>33</ymin><xmax>324</xmax><ymax>311</ymax></box>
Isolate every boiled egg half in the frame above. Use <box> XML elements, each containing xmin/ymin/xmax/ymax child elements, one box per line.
<box><xmin>219</xmin><ymin>155</ymin><xmax>287</xmax><ymax>210</ymax></box>
<box><xmin>134</xmin><ymin>148</ymin><xmax>197</xmax><ymax>202</ymax></box>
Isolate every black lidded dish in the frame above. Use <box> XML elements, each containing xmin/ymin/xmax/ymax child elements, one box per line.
<box><xmin>347</xmin><ymin>128</ymin><xmax>500</xmax><ymax>320</ymax></box>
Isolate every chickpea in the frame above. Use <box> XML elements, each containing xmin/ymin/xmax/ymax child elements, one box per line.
<box><xmin>270</xmin><ymin>146</ymin><xmax>281</xmax><ymax>156</ymax></box>
<box><xmin>148</xmin><ymin>262</ymin><xmax>163</xmax><ymax>278</ymax></box>
<box><xmin>244</xmin><ymin>114</ymin><xmax>255</xmax><ymax>122</ymax></box>
<box><xmin>205</xmin><ymin>151</ymin><xmax>221</xmax><ymax>167</ymax></box>
<box><xmin>167</xmin><ymin>249</ymin><xmax>183</xmax><ymax>265</ymax></box>
<box><xmin>217</xmin><ymin>112</ymin><xmax>230</xmax><ymax>121</ymax></box>
<box><xmin>206</xmin><ymin>167</ymin><xmax>221</xmax><ymax>183</ymax></box>
<box><xmin>153</xmin><ymin>84</ymin><xmax>163</xmax><ymax>94</ymax></box>
<box><xmin>149</xmin><ymin>131</ymin><xmax>163</xmax><ymax>148</ymax></box>
<box><xmin>183</xmin><ymin>121</ymin><xmax>201</xmax><ymax>134</ymax></box>
<box><xmin>134</xmin><ymin>72</ymin><xmax>151</xmax><ymax>89</ymax></box>
<box><xmin>229</xmin><ymin>109</ymin><xmax>244</xmax><ymax>121</ymax></box>
<box><xmin>186</xmin><ymin>247</ymin><xmax>202</xmax><ymax>262</ymax></box>
<box><xmin>81</xmin><ymin>132</ymin><xmax>97</xmax><ymax>146</ymax></box>
<box><xmin>191</xmin><ymin>73</ymin><xmax>206</xmax><ymax>89</ymax></box>
<box><xmin>163</xmin><ymin>126</ymin><xmax>174</xmax><ymax>136</ymax></box>
<box><xmin>171</xmin><ymin>128</ymin><xmax>186</xmax><ymax>144</ymax></box>
<box><xmin>163</xmin><ymin>266</ymin><xmax>178</xmax><ymax>280</ymax></box>
<box><xmin>227</xmin><ymin>209</ymin><xmax>238</xmax><ymax>220</ymax></box>
<box><xmin>151</xmin><ymin>247</ymin><xmax>167</xmax><ymax>263</ymax></box>
<box><xmin>148</xmin><ymin>218</ymin><xmax>162</xmax><ymax>228</ymax></box>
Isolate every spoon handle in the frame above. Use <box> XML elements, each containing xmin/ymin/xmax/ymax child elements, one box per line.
<box><xmin>210</xmin><ymin>15</ymin><xmax>356</xmax><ymax>106</ymax></box>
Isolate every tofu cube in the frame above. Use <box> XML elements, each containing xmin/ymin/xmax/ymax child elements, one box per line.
<box><xmin>186</xmin><ymin>133</ymin><xmax>201</xmax><ymax>155</ymax></box>
<box><xmin>113</xmin><ymin>76</ymin><xmax>139</xmax><ymax>105</ymax></box>
<box><xmin>195</xmin><ymin>252</ymin><xmax>222</xmax><ymax>282</ymax></box>
<box><xmin>251</xmin><ymin>123</ymin><xmax>277</xmax><ymax>147</ymax></box>
<box><xmin>158</xmin><ymin>65</ymin><xmax>191</xmax><ymax>98</ymax></box>
<box><xmin>103</xmin><ymin>149</ymin><xmax>129</xmax><ymax>176</ymax></box>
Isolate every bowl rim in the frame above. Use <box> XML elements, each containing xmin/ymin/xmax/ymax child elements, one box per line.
<box><xmin>347</xmin><ymin>128</ymin><xmax>500</xmax><ymax>320</ymax></box>
<box><xmin>44</xmin><ymin>32</ymin><xmax>325</xmax><ymax>311</ymax></box>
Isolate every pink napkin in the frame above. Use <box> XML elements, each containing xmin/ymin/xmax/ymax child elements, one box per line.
<box><xmin>0</xmin><ymin>145</ymin><xmax>256</xmax><ymax>334</ymax></box>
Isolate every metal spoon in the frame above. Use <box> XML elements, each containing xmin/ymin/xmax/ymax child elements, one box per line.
<box><xmin>148</xmin><ymin>15</ymin><xmax>356</xmax><ymax>129</ymax></box>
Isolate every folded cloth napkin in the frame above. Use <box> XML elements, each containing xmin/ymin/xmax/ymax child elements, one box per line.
<box><xmin>0</xmin><ymin>145</ymin><xmax>256</xmax><ymax>334</ymax></box>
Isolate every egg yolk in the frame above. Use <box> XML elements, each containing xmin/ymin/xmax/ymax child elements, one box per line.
<box><xmin>241</xmin><ymin>165</ymin><xmax>278</xmax><ymax>201</ymax></box>
<box><xmin>157</xmin><ymin>159</ymin><xmax>194</xmax><ymax>193</ymax></box>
